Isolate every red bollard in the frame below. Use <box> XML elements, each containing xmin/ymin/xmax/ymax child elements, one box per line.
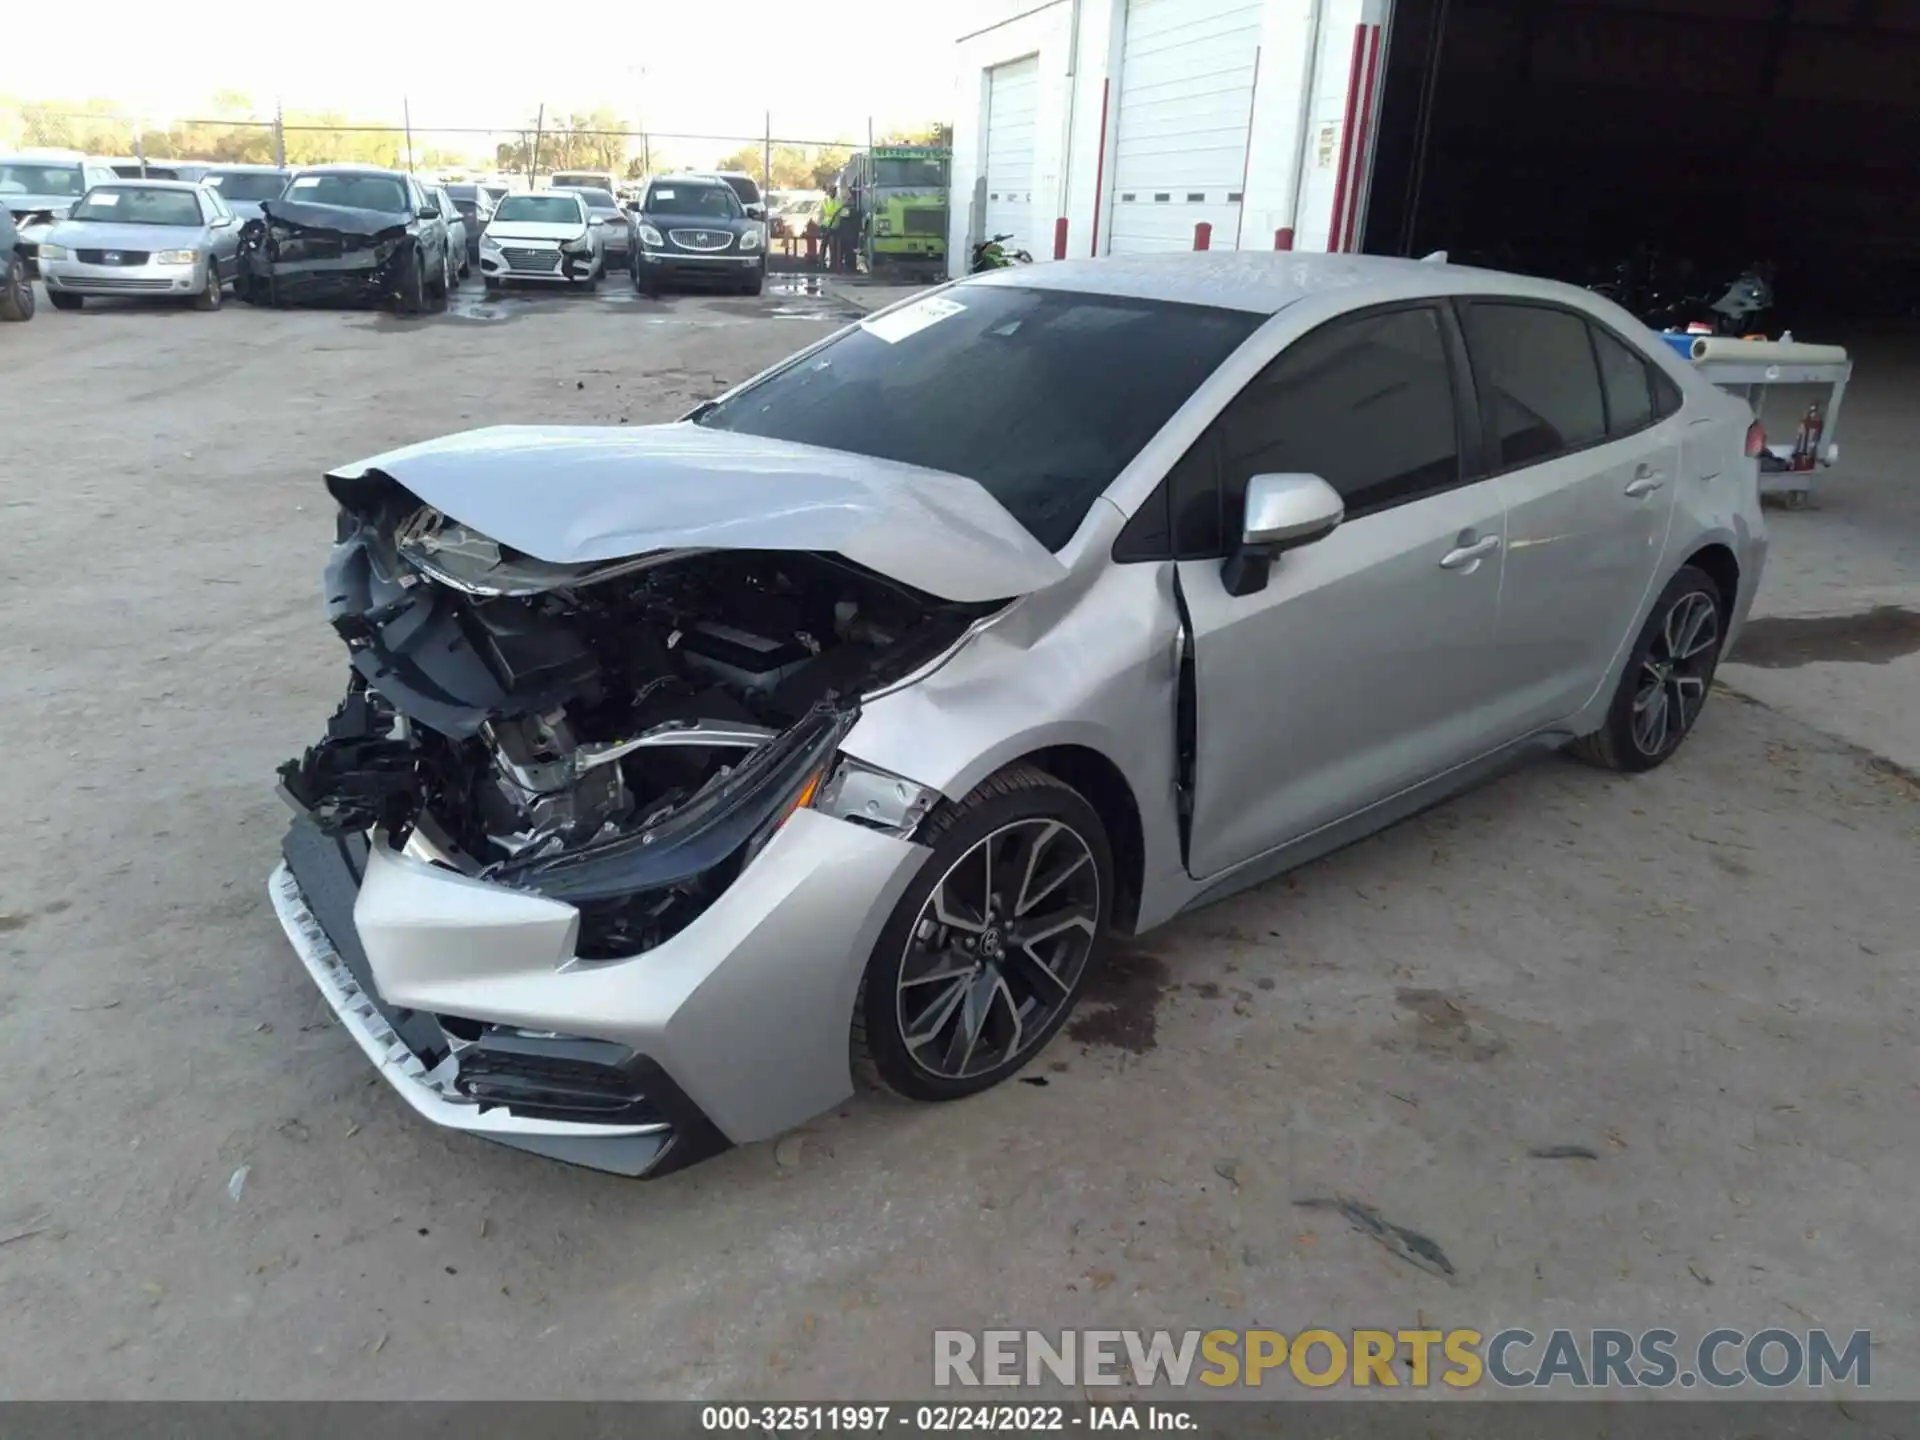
<box><xmin>1274</xmin><ymin>227</ymin><xmax>1295</xmax><ymax>251</ymax></box>
<box><xmin>1053</xmin><ymin>216</ymin><xmax>1069</xmax><ymax>260</ymax></box>
<box><xmin>1193</xmin><ymin>222</ymin><xmax>1212</xmax><ymax>251</ymax></box>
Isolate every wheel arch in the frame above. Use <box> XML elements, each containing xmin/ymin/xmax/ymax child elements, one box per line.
<box><xmin>1012</xmin><ymin>744</ymin><xmax>1145</xmax><ymax>934</ymax></box>
<box><xmin>1682</xmin><ymin>540</ymin><xmax>1740</xmax><ymax>614</ymax></box>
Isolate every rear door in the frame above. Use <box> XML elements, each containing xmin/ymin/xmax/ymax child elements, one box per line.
<box><xmin>1460</xmin><ymin>300</ymin><xmax>1682</xmax><ymax>729</ymax></box>
<box><xmin>1174</xmin><ymin>302</ymin><xmax>1512</xmax><ymax>876</ymax></box>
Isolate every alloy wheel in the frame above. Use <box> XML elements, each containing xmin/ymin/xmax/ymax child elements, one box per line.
<box><xmin>1630</xmin><ymin>590</ymin><xmax>1720</xmax><ymax>757</ymax></box>
<box><xmin>895</xmin><ymin>819</ymin><xmax>1101</xmax><ymax>1081</ymax></box>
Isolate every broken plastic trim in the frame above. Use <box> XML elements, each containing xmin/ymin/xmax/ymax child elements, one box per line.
<box><xmin>489</xmin><ymin>700</ymin><xmax>857</xmax><ymax>906</ymax></box>
<box><xmin>814</xmin><ymin>757</ymin><xmax>941</xmax><ymax>837</ymax></box>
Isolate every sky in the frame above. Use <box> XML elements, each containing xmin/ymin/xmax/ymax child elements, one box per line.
<box><xmin>19</xmin><ymin>0</ymin><xmax>960</xmax><ymax>155</ymax></box>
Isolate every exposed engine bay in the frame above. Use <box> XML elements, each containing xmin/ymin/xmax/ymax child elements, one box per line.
<box><xmin>280</xmin><ymin>470</ymin><xmax>994</xmax><ymax>957</ymax></box>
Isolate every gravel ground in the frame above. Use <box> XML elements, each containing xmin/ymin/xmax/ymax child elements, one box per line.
<box><xmin>0</xmin><ymin>278</ymin><xmax>1916</xmax><ymax>1400</ymax></box>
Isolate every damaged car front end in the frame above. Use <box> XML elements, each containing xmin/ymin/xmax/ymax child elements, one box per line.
<box><xmin>237</xmin><ymin>198</ymin><xmax>431</xmax><ymax>312</ymax></box>
<box><xmin>272</xmin><ymin>423</ymin><xmax>1059</xmax><ymax>1175</ymax></box>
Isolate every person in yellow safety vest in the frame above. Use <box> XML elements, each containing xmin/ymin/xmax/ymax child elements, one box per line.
<box><xmin>820</xmin><ymin>191</ymin><xmax>845</xmax><ymax>272</ymax></box>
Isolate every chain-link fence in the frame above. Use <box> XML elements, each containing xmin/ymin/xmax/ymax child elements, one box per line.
<box><xmin>1</xmin><ymin>101</ymin><xmax>903</xmax><ymax>193</ymax></box>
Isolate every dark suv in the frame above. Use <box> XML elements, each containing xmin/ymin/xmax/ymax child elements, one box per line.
<box><xmin>631</xmin><ymin>174</ymin><xmax>766</xmax><ymax>297</ymax></box>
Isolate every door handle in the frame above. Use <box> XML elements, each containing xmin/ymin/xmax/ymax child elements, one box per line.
<box><xmin>1625</xmin><ymin>467</ymin><xmax>1666</xmax><ymax>498</ymax></box>
<box><xmin>1439</xmin><ymin>535</ymin><xmax>1501</xmax><ymax>570</ymax></box>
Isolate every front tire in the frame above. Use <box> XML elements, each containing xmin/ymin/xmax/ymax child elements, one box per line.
<box><xmin>1569</xmin><ymin>564</ymin><xmax>1727</xmax><ymax>772</ymax></box>
<box><xmin>394</xmin><ymin>249</ymin><xmax>426</xmax><ymax>314</ymax></box>
<box><xmin>0</xmin><ymin>256</ymin><xmax>33</xmax><ymax>320</ymax></box>
<box><xmin>192</xmin><ymin>261</ymin><xmax>223</xmax><ymax>310</ymax></box>
<box><xmin>854</xmin><ymin>764</ymin><xmax>1113</xmax><ymax>1102</ymax></box>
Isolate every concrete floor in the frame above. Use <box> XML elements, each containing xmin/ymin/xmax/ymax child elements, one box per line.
<box><xmin>0</xmin><ymin>277</ymin><xmax>1916</xmax><ymax>1400</ymax></box>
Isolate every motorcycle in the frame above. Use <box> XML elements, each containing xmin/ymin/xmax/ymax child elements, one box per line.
<box><xmin>970</xmin><ymin>233</ymin><xmax>1033</xmax><ymax>274</ymax></box>
<box><xmin>1587</xmin><ymin>250</ymin><xmax>1776</xmax><ymax>336</ymax></box>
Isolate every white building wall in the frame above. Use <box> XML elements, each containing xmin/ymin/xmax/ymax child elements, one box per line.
<box><xmin>949</xmin><ymin>0</ymin><xmax>1393</xmax><ymax>275</ymax></box>
<box><xmin>949</xmin><ymin>0</ymin><xmax>1122</xmax><ymax>277</ymax></box>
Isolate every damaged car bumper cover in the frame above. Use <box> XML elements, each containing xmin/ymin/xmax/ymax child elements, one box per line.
<box><xmin>271</xmin><ymin>787</ymin><xmax>929</xmax><ymax>1177</ymax></box>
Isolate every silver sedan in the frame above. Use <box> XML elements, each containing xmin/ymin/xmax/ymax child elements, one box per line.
<box><xmin>38</xmin><ymin>180</ymin><xmax>241</xmax><ymax>310</ymax></box>
<box><xmin>271</xmin><ymin>252</ymin><xmax>1767</xmax><ymax>1176</ymax></box>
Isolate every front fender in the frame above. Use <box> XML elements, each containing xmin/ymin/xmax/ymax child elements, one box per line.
<box><xmin>842</xmin><ymin>532</ymin><xmax>1188</xmax><ymax>933</ymax></box>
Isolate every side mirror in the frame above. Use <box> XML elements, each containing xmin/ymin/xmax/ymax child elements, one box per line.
<box><xmin>1220</xmin><ymin>473</ymin><xmax>1344</xmax><ymax>598</ymax></box>
<box><xmin>747</xmin><ymin>203</ymin><xmax>767</xmax><ymax>220</ymax></box>
<box><xmin>417</xmin><ymin>205</ymin><xmax>439</xmax><ymax>219</ymax></box>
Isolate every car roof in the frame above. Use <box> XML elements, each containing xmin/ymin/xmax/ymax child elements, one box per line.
<box><xmin>84</xmin><ymin>178</ymin><xmax>210</xmax><ymax>192</ymax></box>
<box><xmin>289</xmin><ymin>164</ymin><xmax>408</xmax><ymax>178</ymax></box>
<box><xmin>0</xmin><ymin>151</ymin><xmax>89</xmax><ymax>164</ymax></box>
<box><xmin>204</xmin><ymin>163</ymin><xmax>286</xmax><ymax>173</ymax></box>
<box><xmin>965</xmin><ymin>250</ymin><xmax>1628</xmax><ymax>318</ymax></box>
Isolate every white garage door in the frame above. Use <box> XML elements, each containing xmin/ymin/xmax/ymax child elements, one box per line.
<box><xmin>983</xmin><ymin>55</ymin><xmax>1040</xmax><ymax>255</ymax></box>
<box><xmin>1108</xmin><ymin>0</ymin><xmax>1264</xmax><ymax>252</ymax></box>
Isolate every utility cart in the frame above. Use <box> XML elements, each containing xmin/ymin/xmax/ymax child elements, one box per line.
<box><xmin>1657</xmin><ymin>333</ymin><xmax>1853</xmax><ymax>509</ymax></box>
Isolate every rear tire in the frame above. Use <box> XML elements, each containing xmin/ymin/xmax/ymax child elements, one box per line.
<box><xmin>853</xmin><ymin>764</ymin><xmax>1113</xmax><ymax>1102</ymax></box>
<box><xmin>49</xmin><ymin>290</ymin><xmax>83</xmax><ymax>311</ymax></box>
<box><xmin>0</xmin><ymin>256</ymin><xmax>32</xmax><ymax>320</ymax></box>
<box><xmin>1568</xmin><ymin>564</ymin><xmax>1727</xmax><ymax>773</ymax></box>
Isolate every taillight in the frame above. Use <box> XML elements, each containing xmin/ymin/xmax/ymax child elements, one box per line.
<box><xmin>1745</xmin><ymin>420</ymin><xmax>1767</xmax><ymax>459</ymax></box>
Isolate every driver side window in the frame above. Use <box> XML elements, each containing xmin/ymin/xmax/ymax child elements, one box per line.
<box><xmin>1115</xmin><ymin>303</ymin><xmax>1469</xmax><ymax>561</ymax></box>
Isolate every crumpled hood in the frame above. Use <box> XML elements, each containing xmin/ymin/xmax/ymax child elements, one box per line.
<box><xmin>326</xmin><ymin>423</ymin><xmax>1068</xmax><ymax>603</ymax></box>
<box><xmin>4</xmin><ymin>192</ymin><xmax>75</xmax><ymax>218</ymax></box>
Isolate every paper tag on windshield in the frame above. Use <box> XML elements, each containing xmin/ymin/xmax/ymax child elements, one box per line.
<box><xmin>861</xmin><ymin>295</ymin><xmax>965</xmax><ymax>345</ymax></box>
<box><xmin>92</xmin><ymin>191</ymin><xmax>120</xmax><ymax>205</ymax></box>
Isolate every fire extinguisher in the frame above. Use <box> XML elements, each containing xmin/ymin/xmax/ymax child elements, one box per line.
<box><xmin>1791</xmin><ymin>405</ymin><xmax>1823</xmax><ymax>472</ymax></box>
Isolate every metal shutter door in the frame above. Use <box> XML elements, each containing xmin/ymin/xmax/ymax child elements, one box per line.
<box><xmin>1108</xmin><ymin>0</ymin><xmax>1264</xmax><ymax>252</ymax></box>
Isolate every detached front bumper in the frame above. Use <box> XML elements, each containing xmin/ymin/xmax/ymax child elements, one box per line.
<box><xmin>270</xmin><ymin>805</ymin><xmax>926</xmax><ymax>1176</ymax></box>
<box><xmin>42</xmin><ymin>256</ymin><xmax>207</xmax><ymax>297</ymax></box>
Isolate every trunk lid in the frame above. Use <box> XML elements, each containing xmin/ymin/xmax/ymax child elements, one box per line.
<box><xmin>326</xmin><ymin>423</ymin><xmax>1067</xmax><ymax>603</ymax></box>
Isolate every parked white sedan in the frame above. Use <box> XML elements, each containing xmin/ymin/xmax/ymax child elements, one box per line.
<box><xmin>478</xmin><ymin>191</ymin><xmax>602</xmax><ymax>290</ymax></box>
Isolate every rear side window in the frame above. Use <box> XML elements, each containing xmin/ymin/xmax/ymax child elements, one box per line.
<box><xmin>1591</xmin><ymin>326</ymin><xmax>1655</xmax><ymax>436</ymax></box>
<box><xmin>1463</xmin><ymin>302</ymin><xmax>1607</xmax><ymax>468</ymax></box>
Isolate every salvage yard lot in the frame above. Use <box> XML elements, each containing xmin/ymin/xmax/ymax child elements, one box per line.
<box><xmin>2</xmin><ymin>281</ymin><xmax>1918</xmax><ymax>1399</ymax></box>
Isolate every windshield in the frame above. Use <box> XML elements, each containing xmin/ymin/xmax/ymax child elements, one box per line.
<box><xmin>285</xmin><ymin>173</ymin><xmax>408</xmax><ymax>212</ymax></box>
<box><xmin>695</xmin><ymin>286</ymin><xmax>1260</xmax><ymax>551</ymax></box>
<box><xmin>69</xmin><ymin>186</ymin><xmax>204</xmax><ymax>225</ymax></box>
<box><xmin>558</xmin><ymin>187</ymin><xmax>617</xmax><ymax>209</ymax></box>
<box><xmin>645</xmin><ymin>182</ymin><xmax>739</xmax><ymax>218</ymax></box>
<box><xmin>494</xmin><ymin>194</ymin><xmax>583</xmax><ymax>224</ymax></box>
<box><xmin>206</xmin><ymin>170</ymin><xmax>287</xmax><ymax>201</ymax></box>
<box><xmin>874</xmin><ymin>158</ymin><xmax>949</xmax><ymax>188</ymax></box>
<box><xmin>549</xmin><ymin>173</ymin><xmax>610</xmax><ymax>190</ymax></box>
<box><xmin>718</xmin><ymin>175</ymin><xmax>762</xmax><ymax>206</ymax></box>
<box><xmin>112</xmin><ymin>163</ymin><xmax>180</xmax><ymax>179</ymax></box>
<box><xmin>0</xmin><ymin>162</ymin><xmax>84</xmax><ymax>197</ymax></box>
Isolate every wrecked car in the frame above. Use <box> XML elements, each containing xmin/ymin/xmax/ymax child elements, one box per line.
<box><xmin>272</xmin><ymin>256</ymin><xmax>1765</xmax><ymax>1176</ymax></box>
<box><xmin>236</xmin><ymin>165</ymin><xmax>453</xmax><ymax>312</ymax></box>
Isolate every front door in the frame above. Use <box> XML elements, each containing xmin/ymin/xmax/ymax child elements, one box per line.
<box><xmin>1174</xmin><ymin>303</ymin><xmax>1511</xmax><ymax>878</ymax></box>
<box><xmin>1459</xmin><ymin>301</ymin><xmax>1682</xmax><ymax>728</ymax></box>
